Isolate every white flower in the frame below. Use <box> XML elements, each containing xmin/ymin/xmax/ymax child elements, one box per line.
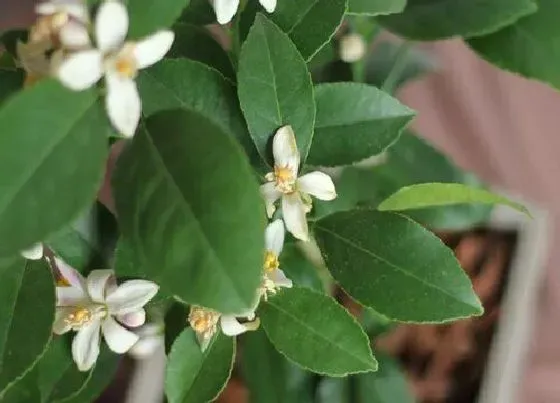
<box><xmin>260</xmin><ymin>126</ymin><xmax>337</xmax><ymax>241</ymax></box>
<box><xmin>21</xmin><ymin>243</ymin><xmax>44</xmax><ymax>260</ymax></box>
<box><xmin>53</xmin><ymin>258</ymin><xmax>159</xmax><ymax>371</ymax></box>
<box><xmin>212</xmin><ymin>0</ymin><xmax>277</xmax><ymax>25</ymax></box>
<box><xmin>261</xmin><ymin>219</ymin><xmax>292</xmax><ymax>297</ymax></box>
<box><xmin>56</xmin><ymin>0</ymin><xmax>174</xmax><ymax>137</ymax></box>
<box><xmin>339</xmin><ymin>33</ymin><xmax>366</xmax><ymax>63</ymax></box>
<box><xmin>188</xmin><ymin>305</ymin><xmax>259</xmax><ymax>351</ymax></box>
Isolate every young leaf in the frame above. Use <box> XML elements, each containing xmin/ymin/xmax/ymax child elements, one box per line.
<box><xmin>378</xmin><ymin>0</ymin><xmax>537</xmax><ymax>40</ymax></box>
<box><xmin>113</xmin><ymin>109</ymin><xmax>264</xmax><ymax>314</ymax></box>
<box><xmin>348</xmin><ymin>0</ymin><xmax>406</xmax><ymax>16</ymax></box>
<box><xmin>0</xmin><ymin>80</ymin><xmax>108</xmax><ymax>258</ymax></box>
<box><xmin>377</xmin><ymin>183</ymin><xmax>531</xmax><ymax>217</ymax></box>
<box><xmin>0</xmin><ymin>69</ymin><xmax>23</xmax><ymax>106</ymax></box>
<box><xmin>258</xmin><ymin>287</ymin><xmax>377</xmax><ymax>376</ymax></box>
<box><xmin>315</xmin><ymin>210</ymin><xmax>483</xmax><ymax>323</ymax></box>
<box><xmin>468</xmin><ymin>0</ymin><xmax>560</xmax><ymax>90</ymax></box>
<box><xmin>126</xmin><ymin>0</ymin><xmax>191</xmax><ymax>38</ymax></box>
<box><xmin>165</xmin><ymin>328</ymin><xmax>235</xmax><ymax>403</ymax></box>
<box><xmin>0</xmin><ymin>258</ymin><xmax>55</xmax><ymax>398</ymax></box>
<box><xmin>238</xmin><ymin>14</ymin><xmax>315</xmax><ymax>165</ymax></box>
<box><xmin>308</xmin><ymin>83</ymin><xmax>415</xmax><ymax>166</ymax></box>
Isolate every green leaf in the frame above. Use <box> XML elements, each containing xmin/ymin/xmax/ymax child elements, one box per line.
<box><xmin>126</xmin><ymin>0</ymin><xmax>191</xmax><ymax>38</ymax></box>
<box><xmin>113</xmin><ymin>109</ymin><xmax>264</xmax><ymax>314</ymax></box>
<box><xmin>0</xmin><ymin>30</ymin><xmax>27</xmax><ymax>57</ymax></box>
<box><xmin>0</xmin><ymin>80</ymin><xmax>108</xmax><ymax>257</ymax></box>
<box><xmin>348</xmin><ymin>0</ymin><xmax>406</xmax><ymax>16</ymax></box>
<box><xmin>165</xmin><ymin>328</ymin><xmax>235</xmax><ymax>403</ymax></box>
<box><xmin>0</xmin><ymin>69</ymin><xmax>23</xmax><ymax>106</ymax></box>
<box><xmin>238</xmin><ymin>14</ymin><xmax>315</xmax><ymax>165</ymax></box>
<box><xmin>169</xmin><ymin>23</ymin><xmax>235</xmax><ymax>81</ymax></box>
<box><xmin>315</xmin><ymin>210</ymin><xmax>483</xmax><ymax>323</ymax></box>
<box><xmin>468</xmin><ymin>0</ymin><xmax>560</xmax><ymax>90</ymax></box>
<box><xmin>378</xmin><ymin>183</ymin><xmax>531</xmax><ymax>217</ymax></box>
<box><xmin>180</xmin><ymin>0</ymin><xmax>216</xmax><ymax>25</ymax></box>
<box><xmin>355</xmin><ymin>353</ymin><xmax>414</xmax><ymax>403</ymax></box>
<box><xmin>0</xmin><ymin>259</ymin><xmax>55</xmax><ymax>397</ymax></box>
<box><xmin>280</xmin><ymin>243</ymin><xmax>325</xmax><ymax>292</ymax></box>
<box><xmin>258</xmin><ymin>287</ymin><xmax>377</xmax><ymax>376</ymax></box>
<box><xmin>308</xmin><ymin>83</ymin><xmax>415</xmax><ymax>166</ymax></box>
<box><xmin>378</xmin><ymin>0</ymin><xmax>537</xmax><ymax>40</ymax></box>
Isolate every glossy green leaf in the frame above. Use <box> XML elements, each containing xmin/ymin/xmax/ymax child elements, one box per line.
<box><xmin>165</xmin><ymin>328</ymin><xmax>235</xmax><ymax>403</ymax></box>
<box><xmin>0</xmin><ymin>259</ymin><xmax>55</xmax><ymax>397</ymax></box>
<box><xmin>169</xmin><ymin>23</ymin><xmax>235</xmax><ymax>81</ymax></box>
<box><xmin>315</xmin><ymin>210</ymin><xmax>483</xmax><ymax>322</ymax></box>
<box><xmin>281</xmin><ymin>243</ymin><xmax>325</xmax><ymax>292</ymax></box>
<box><xmin>308</xmin><ymin>83</ymin><xmax>415</xmax><ymax>166</ymax></box>
<box><xmin>238</xmin><ymin>14</ymin><xmax>315</xmax><ymax>165</ymax></box>
<box><xmin>468</xmin><ymin>0</ymin><xmax>560</xmax><ymax>90</ymax></box>
<box><xmin>259</xmin><ymin>287</ymin><xmax>377</xmax><ymax>376</ymax></box>
<box><xmin>113</xmin><ymin>109</ymin><xmax>264</xmax><ymax>314</ymax></box>
<box><xmin>378</xmin><ymin>0</ymin><xmax>537</xmax><ymax>40</ymax></box>
<box><xmin>126</xmin><ymin>0</ymin><xmax>191</xmax><ymax>38</ymax></box>
<box><xmin>348</xmin><ymin>0</ymin><xmax>406</xmax><ymax>15</ymax></box>
<box><xmin>378</xmin><ymin>183</ymin><xmax>530</xmax><ymax>217</ymax></box>
<box><xmin>0</xmin><ymin>69</ymin><xmax>23</xmax><ymax>105</ymax></box>
<box><xmin>0</xmin><ymin>80</ymin><xmax>108</xmax><ymax>257</ymax></box>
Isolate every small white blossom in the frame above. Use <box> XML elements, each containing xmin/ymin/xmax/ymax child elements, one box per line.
<box><xmin>21</xmin><ymin>243</ymin><xmax>44</xmax><ymax>260</ymax></box>
<box><xmin>212</xmin><ymin>0</ymin><xmax>277</xmax><ymax>25</ymax></box>
<box><xmin>56</xmin><ymin>0</ymin><xmax>174</xmax><ymax>137</ymax></box>
<box><xmin>339</xmin><ymin>33</ymin><xmax>366</xmax><ymax>63</ymax></box>
<box><xmin>260</xmin><ymin>126</ymin><xmax>337</xmax><ymax>241</ymax></box>
<box><xmin>261</xmin><ymin>219</ymin><xmax>292</xmax><ymax>297</ymax></box>
<box><xmin>188</xmin><ymin>305</ymin><xmax>259</xmax><ymax>351</ymax></box>
<box><xmin>53</xmin><ymin>258</ymin><xmax>159</xmax><ymax>371</ymax></box>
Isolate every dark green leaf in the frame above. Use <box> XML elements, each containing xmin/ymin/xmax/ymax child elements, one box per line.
<box><xmin>308</xmin><ymin>83</ymin><xmax>415</xmax><ymax>166</ymax></box>
<box><xmin>280</xmin><ymin>243</ymin><xmax>324</xmax><ymax>292</ymax></box>
<box><xmin>0</xmin><ymin>69</ymin><xmax>23</xmax><ymax>105</ymax></box>
<box><xmin>468</xmin><ymin>0</ymin><xmax>560</xmax><ymax>90</ymax></box>
<box><xmin>0</xmin><ymin>30</ymin><xmax>27</xmax><ymax>57</ymax></box>
<box><xmin>315</xmin><ymin>210</ymin><xmax>483</xmax><ymax>322</ymax></box>
<box><xmin>126</xmin><ymin>0</ymin><xmax>191</xmax><ymax>38</ymax></box>
<box><xmin>0</xmin><ymin>80</ymin><xmax>108</xmax><ymax>257</ymax></box>
<box><xmin>113</xmin><ymin>109</ymin><xmax>264</xmax><ymax>314</ymax></box>
<box><xmin>165</xmin><ymin>328</ymin><xmax>235</xmax><ymax>403</ymax></box>
<box><xmin>312</xmin><ymin>60</ymin><xmax>354</xmax><ymax>84</ymax></box>
<box><xmin>348</xmin><ymin>0</ymin><xmax>406</xmax><ymax>15</ymax></box>
<box><xmin>238</xmin><ymin>14</ymin><xmax>315</xmax><ymax>165</ymax></box>
<box><xmin>378</xmin><ymin>0</ymin><xmax>537</xmax><ymax>40</ymax></box>
<box><xmin>180</xmin><ymin>0</ymin><xmax>216</xmax><ymax>25</ymax></box>
<box><xmin>259</xmin><ymin>287</ymin><xmax>377</xmax><ymax>376</ymax></box>
<box><xmin>164</xmin><ymin>303</ymin><xmax>189</xmax><ymax>354</ymax></box>
<box><xmin>0</xmin><ymin>259</ymin><xmax>55</xmax><ymax>397</ymax></box>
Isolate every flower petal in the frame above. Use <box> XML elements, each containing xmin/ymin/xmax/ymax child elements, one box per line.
<box><xmin>117</xmin><ymin>309</ymin><xmax>146</xmax><ymax>328</ymax></box>
<box><xmin>21</xmin><ymin>243</ymin><xmax>43</xmax><ymax>260</ymax></box>
<box><xmin>56</xmin><ymin>286</ymin><xmax>88</xmax><ymax>306</ymax></box>
<box><xmin>134</xmin><ymin>30</ymin><xmax>174</xmax><ymax>69</ymax></box>
<box><xmin>282</xmin><ymin>193</ymin><xmax>309</xmax><ymax>241</ymax></box>
<box><xmin>95</xmin><ymin>0</ymin><xmax>128</xmax><ymax>52</ymax></box>
<box><xmin>105</xmin><ymin>280</ymin><xmax>159</xmax><ymax>315</ymax></box>
<box><xmin>220</xmin><ymin>315</ymin><xmax>260</xmax><ymax>336</ymax></box>
<box><xmin>55</xmin><ymin>257</ymin><xmax>86</xmax><ymax>290</ymax></box>
<box><xmin>72</xmin><ymin>318</ymin><xmax>101</xmax><ymax>371</ymax></box>
<box><xmin>36</xmin><ymin>1</ymin><xmax>89</xmax><ymax>22</ymax></box>
<box><xmin>260</xmin><ymin>182</ymin><xmax>281</xmax><ymax>218</ymax></box>
<box><xmin>273</xmin><ymin>126</ymin><xmax>300</xmax><ymax>176</ymax></box>
<box><xmin>265</xmin><ymin>219</ymin><xmax>284</xmax><ymax>255</ymax></box>
<box><xmin>86</xmin><ymin>269</ymin><xmax>114</xmax><ymax>303</ymax></box>
<box><xmin>270</xmin><ymin>269</ymin><xmax>293</xmax><ymax>288</ymax></box>
<box><xmin>53</xmin><ymin>307</ymin><xmax>73</xmax><ymax>334</ymax></box>
<box><xmin>59</xmin><ymin>20</ymin><xmax>91</xmax><ymax>50</ymax></box>
<box><xmin>297</xmin><ymin>171</ymin><xmax>337</xmax><ymax>201</ymax></box>
<box><xmin>211</xmin><ymin>0</ymin><xmax>240</xmax><ymax>24</ymax></box>
<box><xmin>56</xmin><ymin>50</ymin><xmax>103</xmax><ymax>91</ymax></box>
<box><xmin>259</xmin><ymin>0</ymin><xmax>277</xmax><ymax>12</ymax></box>
<box><xmin>105</xmin><ymin>74</ymin><xmax>141</xmax><ymax>137</ymax></box>
<box><xmin>102</xmin><ymin>316</ymin><xmax>140</xmax><ymax>353</ymax></box>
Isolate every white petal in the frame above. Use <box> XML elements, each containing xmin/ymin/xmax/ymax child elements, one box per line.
<box><xmin>265</xmin><ymin>219</ymin><xmax>284</xmax><ymax>255</ymax></box>
<box><xmin>105</xmin><ymin>280</ymin><xmax>159</xmax><ymax>315</ymax></box>
<box><xmin>260</xmin><ymin>182</ymin><xmax>281</xmax><ymax>218</ymax></box>
<box><xmin>220</xmin><ymin>315</ymin><xmax>260</xmax><ymax>336</ymax></box>
<box><xmin>21</xmin><ymin>243</ymin><xmax>43</xmax><ymax>260</ymax></box>
<box><xmin>55</xmin><ymin>257</ymin><xmax>86</xmax><ymax>290</ymax></box>
<box><xmin>72</xmin><ymin>318</ymin><xmax>101</xmax><ymax>371</ymax></box>
<box><xmin>134</xmin><ymin>30</ymin><xmax>174</xmax><ymax>69</ymax></box>
<box><xmin>86</xmin><ymin>269</ymin><xmax>114</xmax><ymax>303</ymax></box>
<box><xmin>53</xmin><ymin>308</ymin><xmax>73</xmax><ymax>334</ymax></box>
<box><xmin>36</xmin><ymin>1</ymin><xmax>89</xmax><ymax>22</ymax></box>
<box><xmin>95</xmin><ymin>0</ymin><xmax>128</xmax><ymax>52</ymax></box>
<box><xmin>339</xmin><ymin>33</ymin><xmax>366</xmax><ymax>63</ymax></box>
<box><xmin>59</xmin><ymin>20</ymin><xmax>91</xmax><ymax>50</ymax></box>
<box><xmin>273</xmin><ymin>126</ymin><xmax>300</xmax><ymax>176</ymax></box>
<box><xmin>270</xmin><ymin>269</ymin><xmax>292</xmax><ymax>288</ymax></box>
<box><xmin>259</xmin><ymin>0</ymin><xmax>276</xmax><ymax>12</ymax></box>
<box><xmin>211</xmin><ymin>0</ymin><xmax>240</xmax><ymax>24</ymax></box>
<box><xmin>282</xmin><ymin>193</ymin><xmax>309</xmax><ymax>241</ymax></box>
<box><xmin>117</xmin><ymin>309</ymin><xmax>146</xmax><ymax>328</ymax></box>
<box><xmin>102</xmin><ymin>316</ymin><xmax>140</xmax><ymax>353</ymax></box>
<box><xmin>297</xmin><ymin>171</ymin><xmax>337</xmax><ymax>201</ymax></box>
<box><xmin>57</xmin><ymin>50</ymin><xmax>103</xmax><ymax>90</ymax></box>
<box><xmin>56</xmin><ymin>286</ymin><xmax>88</xmax><ymax>306</ymax></box>
<box><xmin>105</xmin><ymin>74</ymin><xmax>141</xmax><ymax>137</ymax></box>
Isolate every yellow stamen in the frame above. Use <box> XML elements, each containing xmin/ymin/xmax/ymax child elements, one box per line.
<box><xmin>115</xmin><ymin>57</ymin><xmax>137</xmax><ymax>78</ymax></box>
<box><xmin>263</xmin><ymin>251</ymin><xmax>279</xmax><ymax>273</ymax></box>
<box><xmin>273</xmin><ymin>165</ymin><xmax>296</xmax><ymax>193</ymax></box>
<box><xmin>188</xmin><ymin>306</ymin><xmax>220</xmax><ymax>338</ymax></box>
<box><xmin>65</xmin><ymin>307</ymin><xmax>93</xmax><ymax>328</ymax></box>
<box><xmin>56</xmin><ymin>276</ymin><xmax>71</xmax><ymax>287</ymax></box>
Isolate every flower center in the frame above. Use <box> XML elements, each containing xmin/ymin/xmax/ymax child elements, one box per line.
<box><xmin>274</xmin><ymin>166</ymin><xmax>296</xmax><ymax>193</ymax></box>
<box><xmin>263</xmin><ymin>251</ymin><xmax>279</xmax><ymax>273</ymax></box>
<box><xmin>188</xmin><ymin>306</ymin><xmax>220</xmax><ymax>338</ymax></box>
<box><xmin>115</xmin><ymin>56</ymin><xmax>137</xmax><ymax>79</ymax></box>
<box><xmin>65</xmin><ymin>307</ymin><xmax>93</xmax><ymax>328</ymax></box>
